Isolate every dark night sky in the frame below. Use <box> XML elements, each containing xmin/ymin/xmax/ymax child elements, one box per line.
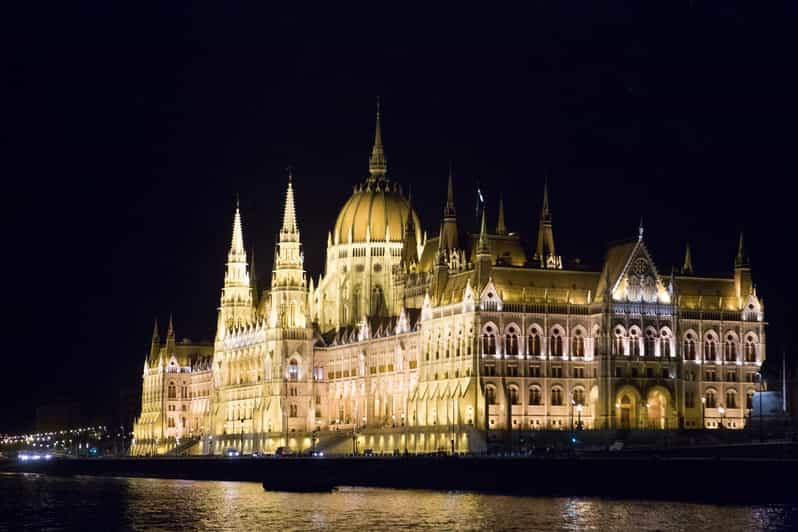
<box><xmin>2</xmin><ymin>3</ymin><xmax>795</xmax><ymax>433</ymax></box>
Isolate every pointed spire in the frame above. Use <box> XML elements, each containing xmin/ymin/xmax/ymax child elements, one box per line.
<box><xmin>477</xmin><ymin>208</ymin><xmax>490</xmax><ymax>256</ymax></box>
<box><xmin>496</xmin><ymin>194</ymin><xmax>507</xmax><ymax>235</ymax></box>
<box><xmin>281</xmin><ymin>170</ymin><xmax>299</xmax><ymax>237</ymax></box>
<box><xmin>542</xmin><ymin>176</ymin><xmax>551</xmax><ymax>217</ymax></box>
<box><xmin>166</xmin><ymin>314</ymin><xmax>175</xmax><ymax>352</ymax></box>
<box><xmin>638</xmin><ymin>217</ymin><xmax>644</xmax><ymax>241</ymax></box>
<box><xmin>230</xmin><ymin>200</ymin><xmax>245</xmax><ymax>258</ymax></box>
<box><xmin>444</xmin><ymin>162</ymin><xmax>456</xmax><ymax>218</ymax></box>
<box><xmin>535</xmin><ymin>178</ymin><xmax>559</xmax><ymax>267</ymax></box>
<box><xmin>440</xmin><ymin>168</ymin><xmax>460</xmax><ymax>252</ymax></box>
<box><xmin>735</xmin><ymin>231</ymin><xmax>749</xmax><ymax>268</ymax></box>
<box><xmin>368</xmin><ymin>97</ymin><xmax>387</xmax><ymax>179</ymax></box>
<box><xmin>220</xmin><ymin>200</ymin><xmax>252</xmax><ymax>329</ymax></box>
<box><xmin>149</xmin><ymin>318</ymin><xmax>160</xmax><ymax>360</ymax></box>
<box><xmin>682</xmin><ymin>242</ymin><xmax>693</xmax><ymax>274</ymax></box>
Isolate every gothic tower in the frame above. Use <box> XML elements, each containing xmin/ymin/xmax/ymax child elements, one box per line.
<box><xmin>264</xmin><ymin>175</ymin><xmax>316</xmax><ymax>435</ymax></box>
<box><xmin>218</xmin><ymin>201</ymin><xmax>253</xmax><ymax>334</ymax></box>
<box><xmin>535</xmin><ymin>179</ymin><xmax>562</xmax><ymax>269</ymax></box>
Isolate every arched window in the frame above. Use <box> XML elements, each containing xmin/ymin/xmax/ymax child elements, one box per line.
<box><xmin>725</xmin><ymin>334</ymin><xmax>737</xmax><ymax>362</ymax></box>
<box><xmin>684</xmin><ymin>333</ymin><xmax>696</xmax><ymax>361</ymax></box>
<box><xmin>660</xmin><ymin>330</ymin><xmax>671</xmax><ymax>357</ymax></box>
<box><xmin>551</xmin><ymin>329</ymin><xmax>563</xmax><ymax>357</ymax></box>
<box><xmin>482</xmin><ymin>326</ymin><xmax>497</xmax><ymax>355</ymax></box>
<box><xmin>744</xmin><ymin>336</ymin><xmax>756</xmax><ymax>362</ymax></box>
<box><xmin>644</xmin><ymin>329</ymin><xmax>656</xmax><ymax>357</ymax></box>
<box><xmin>705</xmin><ymin>390</ymin><xmax>717</xmax><ymax>408</ymax></box>
<box><xmin>704</xmin><ymin>336</ymin><xmax>717</xmax><ymax>362</ymax></box>
<box><xmin>446</xmin><ymin>331</ymin><xmax>452</xmax><ymax>358</ymax></box>
<box><xmin>505</xmin><ymin>327</ymin><xmax>519</xmax><ymax>356</ymax></box>
<box><xmin>168</xmin><ymin>382</ymin><xmax>176</xmax><ymax>399</ymax></box>
<box><xmin>508</xmin><ymin>386</ymin><xmax>520</xmax><ymax>405</ymax></box>
<box><xmin>288</xmin><ymin>360</ymin><xmax>299</xmax><ymax>381</ymax></box>
<box><xmin>486</xmin><ymin>385</ymin><xmax>497</xmax><ymax>405</ymax></box>
<box><xmin>528</xmin><ymin>330</ymin><xmax>541</xmax><ymax>356</ymax></box>
<box><xmin>726</xmin><ymin>390</ymin><xmax>737</xmax><ymax>409</ymax></box>
<box><xmin>572</xmin><ymin>330</ymin><xmax>584</xmax><ymax>357</ymax></box>
<box><xmin>746</xmin><ymin>390</ymin><xmax>754</xmax><ymax>409</ymax></box>
<box><xmin>551</xmin><ymin>388</ymin><xmax>563</xmax><ymax>406</ymax></box>
<box><xmin>572</xmin><ymin>388</ymin><xmax>585</xmax><ymax>405</ymax></box>
<box><xmin>629</xmin><ymin>329</ymin><xmax>640</xmax><ymax>357</ymax></box>
<box><xmin>529</xmin><ymin>387</ymin><xmax>542</xmax><ymax>405</ymax></box>
<box><xmin>613</xmin><ymin>327</ymin><xmax>624</xmax><ymax>356</ymax></box>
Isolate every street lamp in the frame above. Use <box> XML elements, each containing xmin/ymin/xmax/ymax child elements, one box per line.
<box><xmin>570</xmin><ymin>399</ymin><xmax>576</xmax><ymax>431</ymax></box>
<box><xmin>701</xmin><ymin>397</ymin><xmax>706</xmax><ymax>430</ymax></box>
<box><xmin>576</xmin><ymin>404</ymin><xmax>583</xmax><ymax>430</ymax></box>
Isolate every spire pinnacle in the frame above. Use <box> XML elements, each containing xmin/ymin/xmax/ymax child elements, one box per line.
<box><xmin>638</xmin><ymin>217</ymin><xmax>644</xmax><ymax>241</ymax></box>
<box><xmin>149</xmin><ymin>317</ymin><xmax>160</xmax><ymax>360</ymax></box>
<box><xmin>535</xmin><ymin>178</ymin><xmax>559</xmax><ymax>268</ymax></box>
<box><xmin>683</xmin><ymin>242</ymin><xmax>694</xmax><ymax>274</ymax></box>
<box><xmin>167</xmin><ymin>314</ymin><xmax>174</xmax><ymax>338</ymax></box>
<box><xmin>496</xmin><ymin>194</ymin><xmax>507</xmax><ymax>235</ymax></box>
<box><xmin>368</xmin><ymin>97</ymin><xmax>387</xmax><ymax>179</ymax></box>
<box><xmin>735</xmin><ymin>231</ymin><xmax>749</xmax><ymax>268</ymax></box>
<box><xmin>230</xmin><ymin>200</ymin><xmax>246</xmax><ymax>258</ymax></box>
<box><xmin>281</xmin><ymin>173</ymin><xmax>299</xmax><ymax>237</ymax></box>
<box><xmin>477</xmin><ymin>208</ymin><xmax>490</xmax><ymax>255</ymax></box>
<box><xmin>444</xmin><ymin>162</ymin><xmax>456</xmax><ymax>218</ymax></box>
<box><xmin>541</xmin><ymin>175</ymin><xmax>551</xmax><ymax>219</ymax></box>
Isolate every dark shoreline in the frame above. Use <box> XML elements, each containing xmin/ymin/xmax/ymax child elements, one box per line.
<box><xmin>3</xmin><ymin>454</ymin><xmax>797</xmax><ymax>504</ymax></box>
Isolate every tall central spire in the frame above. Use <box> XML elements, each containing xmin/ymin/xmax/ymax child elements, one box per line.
<box><xmin>368</xmin><ymin>97</ymin><xmax>387</xmax><ymax>180</ymax></box>
<box><xmin>274</xmin><ymin>175</ymin><xmax>305</xmax><ymax>275</ymax></box>
<box><xmin>271</xmin><ymin>176</ymin><xmax>308</xmax><ymax>329</ymax></box>
<box><xmin>280</xmin><ymin>170</ymin><xmax>299</xmax><ymax>241</ymax></box>
<box><xmin>230</xmin><ymin>199</ymin><xmax>246</xmax><ymax>260</ymax></box>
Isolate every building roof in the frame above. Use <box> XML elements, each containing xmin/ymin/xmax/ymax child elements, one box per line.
<box><xmin>332</xmin><ymin>179</ymin><xmax>421</xmax><ymax>244</ymax></box>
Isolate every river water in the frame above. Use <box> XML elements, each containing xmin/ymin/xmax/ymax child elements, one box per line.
<box><xmin>1</xmin><ymin>473</ymin><xmax>797</xmax><ymax>531</ymax></box>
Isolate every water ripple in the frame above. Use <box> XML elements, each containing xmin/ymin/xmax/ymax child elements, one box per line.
<box><xmin>0</xmin><ymin>473</ymin><xmax>796</xmax><ymax>531</ymax></box>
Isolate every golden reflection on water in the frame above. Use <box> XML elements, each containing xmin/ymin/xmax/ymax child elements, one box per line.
<box><xmin>1</xmin><ymin>473</ymin><xmax>796</xmax><ymax>531</ymax></box>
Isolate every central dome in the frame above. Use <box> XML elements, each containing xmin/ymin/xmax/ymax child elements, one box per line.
<box><xmin>333</xmin><ymin>179</ymin><xmax>421</xmax><ymax>244</ymax></box>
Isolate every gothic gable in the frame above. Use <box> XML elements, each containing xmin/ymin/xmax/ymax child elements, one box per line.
<box><xmin>479</xmin><ymin>278</ymin><xmax>502</xmax><ymax>311</ymax></box>
<box><xmin>609</xmin><ymin>241</ymin><xmax>669</xmax><ymax>304</ymax></box>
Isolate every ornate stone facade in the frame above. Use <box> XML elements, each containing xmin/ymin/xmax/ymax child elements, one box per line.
<box><xmin>131</xmin><ymin>109</ymin><xmax>766</xmax><ymax>456</ymax></box>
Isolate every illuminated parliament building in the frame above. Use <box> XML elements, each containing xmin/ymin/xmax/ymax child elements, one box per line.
<box><xmin>131</xmin><ymin>109</ymin><xmax>766</xmax><ymax>456</ymax></box>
